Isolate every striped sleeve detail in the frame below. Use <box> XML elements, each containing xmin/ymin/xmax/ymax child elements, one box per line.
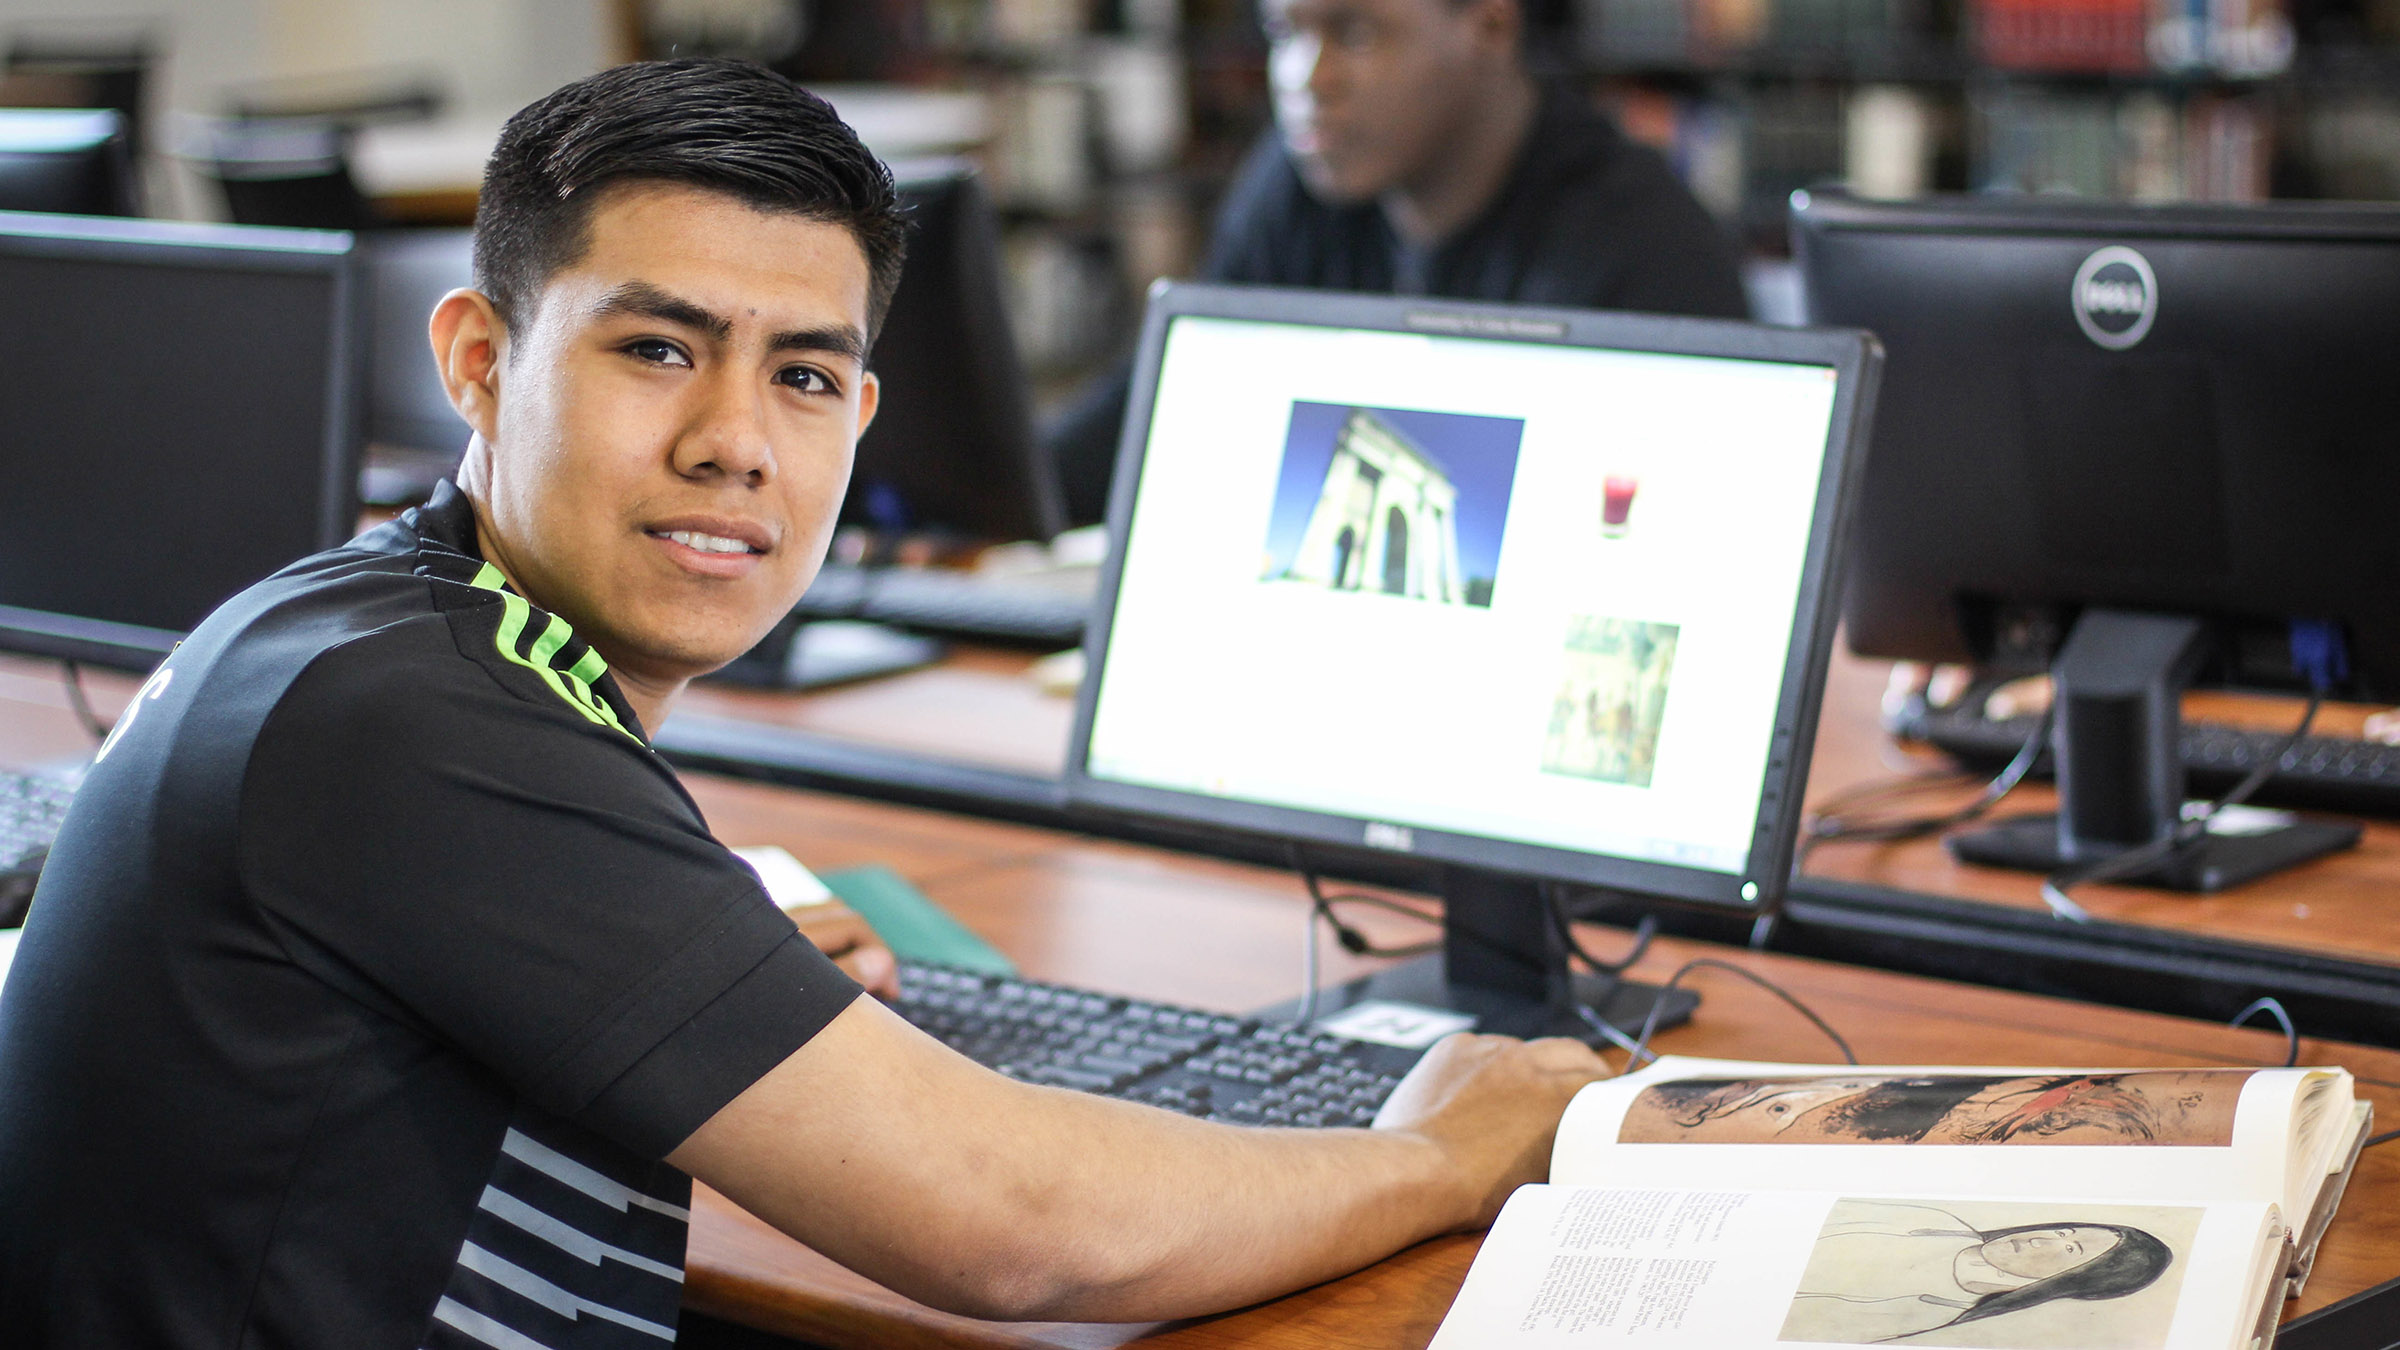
<box><xmin>422</xmin><ymin>1111</ymin><xmax>691</xmax><ymax>1350</ymax></box>
<box><xmin>467</xmin><ymin>562</ymin><xmax>637</xmax><ymax>743</ymax></box>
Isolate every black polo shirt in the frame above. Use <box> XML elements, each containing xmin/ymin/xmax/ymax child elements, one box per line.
<box><xmin>1049</xmin><ymin>82</ymin><xmax>1753</xmax><ymax>524</ymax></box>
<box><xmin>0</xmin><ymin>482</ymin><xmax>861</xmax><ymax>1348</ymax></box>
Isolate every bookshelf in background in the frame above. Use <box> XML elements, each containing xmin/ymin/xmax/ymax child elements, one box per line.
<box><xmin>630</xmin><ymin>0</ymin><xmax>2400</xmax><ymax>371</ymax></box>
<box><xmin>1575</xmin><ymin>0</ymin><xmax>2400</xmax><ymax>248</ymax></box>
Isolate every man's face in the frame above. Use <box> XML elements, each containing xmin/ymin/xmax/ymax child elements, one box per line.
<box><xmin>468</xmin><ymin>182</ymin><xmax>877</xmax><ymax>695</ymax></box>
<box><xmin>1261</xmin><ymin>0</ymin><xmax>1505</xmax><ymax>203</ymax></box>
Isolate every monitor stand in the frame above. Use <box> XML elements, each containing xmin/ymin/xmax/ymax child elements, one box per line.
<box><xmin>1948</xmin><ymin>609</ymin><xmax>2360</xmax><ymax>891</ymax></box>
<box><xmin>1256</xmin><ymin>866</ymin><xmax>1699</xmax><ymax>1045</ymax></box>
<box><xmin>704</xmin><ymin>611</ymin><xmax>943</xmax><ymax>691</ymax></box>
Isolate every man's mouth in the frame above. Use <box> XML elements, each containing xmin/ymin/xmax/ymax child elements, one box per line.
<box><xmin>652</xmin><ymin>529</ymin><xmax>762</xmax><ymax>556</ymax></box>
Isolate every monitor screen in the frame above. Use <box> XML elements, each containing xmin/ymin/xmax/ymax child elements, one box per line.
<box><xmin>0</xmin><ymin>109</ymin><xmax>137</xmax><ymax>217</ymax></box>
<box><xmin>1071</xmin><ymin>286</ymin><xmax>1878</xmax><ymax>913</ymax></box>
<box><xmin>844</xmin><ymin>163</ymin><xmax>1060</xmax><ymax>543</ymax></box>
<box><xmin>1793</xmin><ymin>191</ymin><xmax>2400</xmax><ymax>701</ymax></box>
<box><xmin>0</xmin><ymin>212</ymin><xmax>362</xmax><ymax>669</ymax></box>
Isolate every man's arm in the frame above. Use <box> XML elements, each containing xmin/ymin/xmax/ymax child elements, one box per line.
<box><xmin>668</xmin><ymin>992</ymin><xmax>1606</xmax><ymax>1322</ymax></box>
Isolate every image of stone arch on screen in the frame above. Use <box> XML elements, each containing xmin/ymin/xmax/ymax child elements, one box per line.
<box><xmin>1259</xmin><ymin>402</ymin><xmax>1525</xmax><ymax>608</ymax></box>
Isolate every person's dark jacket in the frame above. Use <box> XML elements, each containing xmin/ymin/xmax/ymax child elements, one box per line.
<box><xmin>1049</xmin><ymin>83</ymin><xmax>1751</xmax><ymax>525</ymax></box>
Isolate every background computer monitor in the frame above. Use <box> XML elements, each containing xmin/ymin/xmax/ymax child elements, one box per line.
<box><xmin>0</xmin><ymin>212</ymin><xmax>363</xmax><ymax>670</ymax></box>
<box><xmin>355</xmin><ymin>227</ymin><xmax>473</xmax><ymax>505</ymax></box>
<box><xmin>848</xmin><ymin>161</ymin><xmax>1062</xmax><ymax>545</ymax></box>
<box><xmin>0</xmin><ymin>108</ymin><xmax>138</xmax><ymax>216</ymax></box>
<box><xmin>1068</xmin><ymin>283</ymin><xmax>1879</xmax><ymax>1036</ymax></box>
<box><xmin>1792</xmin><ymin>190</ymin><xmax>2400</xmax><ymax>879</ymax></box>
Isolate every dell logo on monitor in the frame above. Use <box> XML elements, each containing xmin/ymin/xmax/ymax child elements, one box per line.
<box><xmin>2072</xmin><ymin>245</ymin><xmax>2158</xmax><ymax>350</ymax></box>
<box><xmin>1362</xmin><ymin>822</ymin><xmax>1415</xmax><ymax>852</ymax></box>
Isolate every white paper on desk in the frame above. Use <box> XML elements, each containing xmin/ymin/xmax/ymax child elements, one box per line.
<box><xmin>734</xmin><ymin>846</ymin><xmax>834</xmax><ymax>911</ymax></box>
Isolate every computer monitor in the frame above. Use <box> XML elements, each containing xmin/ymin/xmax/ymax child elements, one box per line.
<box><xmin>356</xmin><ymin>228</ymin><xmax>473</xmax><ymax>506</ymax></box>
<box><xmin>1068</xmin><ymin>283</ymin><xmax>1880</xmax><ymax>1038</ymax></box>
<box><xmin>0</xmin><ymin>211</ymin><xmax>363</xmax><ymax>671</ymax></box>
<box><xmin>0</xmin><ymin>108</ymin><xmax>138</xmax><ymax>216</ymax></box>
<box><xmin>1791</xmin><ymin>189</ymin><xmax>2400</xmax><ymax>885</ymax></box>
<box><xmin>847</xmin><ymin>162</ymin><xmax>1062</xmax><ymax>545</ymax></box>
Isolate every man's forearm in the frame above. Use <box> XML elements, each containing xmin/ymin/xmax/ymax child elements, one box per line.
<box><xmin>673</xmin><ymin>997</ymin><xmax>1477</xmax><ymax>1321</ymax></box>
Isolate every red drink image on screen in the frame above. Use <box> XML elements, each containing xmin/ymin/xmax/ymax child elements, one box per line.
<box><xmin>1602</xmin><ymin>475</ymin><xmax>1639</xmax><ymax>536</ymax></box>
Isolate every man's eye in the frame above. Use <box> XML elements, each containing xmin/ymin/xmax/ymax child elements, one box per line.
<box><xmin>627</xmin><ymin>338</ymin><xmax>688</xmax><ymax>366</ymax></box>
<box><xmin>778</xmin><ymin>366</ymin><xmax>836</xmax><ymax>394</ymax></box>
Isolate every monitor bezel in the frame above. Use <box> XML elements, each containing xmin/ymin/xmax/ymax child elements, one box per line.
<box><xmin>1064</xmin><ymin>282</ymin><xmax>1882</xmax><ymax>913</ymax></box>
<box><xmin>0</xmin><ymin>210</ymin><xmax>365</xmax><ymax>671</ymax></box>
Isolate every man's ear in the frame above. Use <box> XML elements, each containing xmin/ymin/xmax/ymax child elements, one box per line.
<box><xmin>854</xmin><ymin>369</ymin><xmax>880</xmax><ymax>441</ymax></box>
<box><xmin>429</xmin><ymin>288</ymin><xmax>507</xmax><ymax>444</ymax></box>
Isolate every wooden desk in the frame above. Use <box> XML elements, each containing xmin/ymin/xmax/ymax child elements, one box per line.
<box><xmin>1796</xmin><ymin>650</ymin><xmax>2400</xmax><ymax>968</ymax></box>
<box><xmin>672</xmin><ymin>640</ymin><xmax>2400</xmax><ymax>980</ymax></box>
<box><xmin>678</xmin><ymin>767</ymin><xmax>2400</xmax><ymax>1348</ymax></box>
<box><xmin>10</xmin><ymin>654</ymin><xmax>2399</xmax><ymax>1347</ymax></box>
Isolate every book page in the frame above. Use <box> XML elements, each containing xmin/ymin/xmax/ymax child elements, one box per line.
<box><xmin>1551</xmin><ymin>1058</ymin><xmax>2345</xmax><ymax>1216</ymax></box>
<box><xmin>1431</xmin><ymin>1186</ymin><xmax>2280</xmax><ymax>1350</ymax></box>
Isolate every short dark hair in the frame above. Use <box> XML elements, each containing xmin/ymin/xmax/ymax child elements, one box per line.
<box><xmin>473</xmin><ymin>58</ymin><xmax>906</xmax><ymax>341</ymax></box>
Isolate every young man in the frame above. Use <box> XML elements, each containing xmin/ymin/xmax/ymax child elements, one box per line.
<box><xmin>0</xmin><ymin>59</ymin><xmax>1607</xmax><ymax>1348</ymax></box>
<box><xmin>1049</xmin><ymin>0</ymin><xmax>1752</xmax><ymax>523</ymax></box>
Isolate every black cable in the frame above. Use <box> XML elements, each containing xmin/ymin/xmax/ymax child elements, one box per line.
<box><xmin>1799</xmin><ymin>704</ymin><xmax>2054</xmax><ymax>863</ymax></box>
<box><xmin>1282</xmin><ymin>845</ymin><xmax>1442</xmax><ymax>961</ymax></box>
<box><xmin>1534</xmin><ymin>883</ymin><xmax>1658</xmax><ymax>1056</ymax></box>
<box><xmin>1541</xmin><ymin>882</ymin><xmax>1658</xmax><ymax>977</ymax></box>
<box><xmin>2227</xmin><ymin>996</ymin><xmax>2301</xmax><ymax>1068</ymax></box>
<box><xmin>2364</xmin><ymin>1128</ymin><xmax>2400</xmax><ymax>1151</ymax></box>
<box><xmin>1623</xmin><ymin>957</ymin><xmax>1858</xmax><ymax>1070</ymax></box>
<box><xmin>2040</xmin><ymin>691</ymin><xmax>2323</xmax><ymax>920</ymax></box>
<box><xmin>59</xmin><ymin>661</ymin><xmax>111</xmax><ymax>743</ymax></box>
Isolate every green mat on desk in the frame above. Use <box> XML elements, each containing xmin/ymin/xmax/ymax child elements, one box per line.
<box><xmin>820</xmin><ymin>864</ymin><xmax>1017</xmax><ymax>976</ymax></box>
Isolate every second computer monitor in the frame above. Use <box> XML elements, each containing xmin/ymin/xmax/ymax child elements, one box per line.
<box><xmin>1793</xmin><ymin>190</ymin><xmax>2400</xmax><ymax>701</ymax></box>
<box><xmin>0</xmin><ymin>212</ymin><xmax>362</xmax><ymax>669</ymax></box>
<box><xmin>0</xmin><ymin>108</ymin><xmax>139</xmax><ymax>217</ymax></box>
<box><xmin>848</xmin><ymin>163</ymin><xmax>1061</xmax><ymax>545</ymax></box>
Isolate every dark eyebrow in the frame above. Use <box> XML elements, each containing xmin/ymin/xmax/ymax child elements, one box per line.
<box><xmin>767</xmin><ymin>323</ymin><xmax>867</xmax><ymax>367</ymax></box>
<box><xmin>591</xmin><ymin>280</ymin><xmax>731</xmax><ymax>341</ymax></box>
<box><xmin>590</xmin><ymin>280</ymin><xmax>865</xmax><ymax>366</ymax></box>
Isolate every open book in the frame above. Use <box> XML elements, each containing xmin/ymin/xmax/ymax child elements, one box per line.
<box><xmin>1430</xmin><ymin>1057</ymin><xmax>2371</xmax><ymax>1349</ymax></box>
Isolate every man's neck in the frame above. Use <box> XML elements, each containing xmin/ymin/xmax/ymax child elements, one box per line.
<box><xmin>456</xmin><ymin>447</ymin><xmax>685</xmax><ymax>733</ymax></box>
<box><xmin>1379</xmin><ymin>68</ymin><xmax>1542</xmax><ymax>249</ymax></box>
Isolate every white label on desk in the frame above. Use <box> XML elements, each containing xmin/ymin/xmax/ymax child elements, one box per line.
<box><xmin>1314</xmin><ymin>1000</ymin><xmax>1477</xmax><ymax>1049</ymax></box>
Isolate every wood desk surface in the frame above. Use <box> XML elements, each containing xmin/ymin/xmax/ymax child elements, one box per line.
<box><xmin>679</xmin><ymin>767</ymin><xmax>2400</xmax><ymax>1348</ymax></box>
<box><xmin>672</xmin><ymin>641</ymin><xmax>2400</xmax><ymax>974</ymax></box>
<box><xmin>8</xmin><ymin>653</ymin><xmax>2399</xmax><ymax>1347</ymax></box>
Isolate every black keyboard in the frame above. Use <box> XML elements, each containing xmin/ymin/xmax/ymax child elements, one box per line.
<box><xmin>1906</xmin><ymin>704</ymin><xmax>2400</xmax><ymax>817</ymax></box>
<box><xmin>2</xmin><ymin>768</ymin><xmax>76</xmax><ymax>925</ymax></box>
<box><xmin>793</xmin><ymin>564</ymin><xmax>1089</xmax><ymax>647</ymax></box>
<box><xmin>892</xmin><ymin>961</ymin><xmax>1423</xmax><ymax>1128</ymax></box>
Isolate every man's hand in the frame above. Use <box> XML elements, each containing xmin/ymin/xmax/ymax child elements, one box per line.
<box><xmin>785</xmin><ymin>899</ymin><xmax>899</xmax><ymax>999</ymax></box>
<box><xmin>1373</xmin><ymin>1032</ymin><xmax>1613</xmax><ymax>1229</ymax></box>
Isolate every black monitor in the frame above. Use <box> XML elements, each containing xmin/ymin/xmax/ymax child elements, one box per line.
<box><xmin>356</xmin><ymin>228</ymin><xmax>473</xmax><ymax>505</ymax></box>
<box><xmin>0</xmin><ymin>108</ymin><xmax>137</xmax><ymax>216</ymax></box>
<box><xmin>1792</xmin><ymin>189</ymin><xmax>2400</xmax><ymax>886</ymax></box>
<box><xmin>0</xmin><ymin>211</ymin><xmax>363</xmax><ymax>670</ymax></box>
<box><xmin>1068</xmin><ymin>283</ymin><xmax>1880</xmax><ymax>1039</ymax></box>
<box><xmin>849</xmin><ymin>162</ymin><xmax>1061</xmax><ymax>545</ymax></box>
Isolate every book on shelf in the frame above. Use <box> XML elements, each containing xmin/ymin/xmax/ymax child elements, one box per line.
<box><xmin>1429</xmin><ymin>1056</ymin><xmax>2371</xmax><ymax>1349</ymax></box>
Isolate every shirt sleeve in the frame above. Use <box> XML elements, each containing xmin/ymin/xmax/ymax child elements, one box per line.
<box><xmin>236</xmin><ymin>626</ymin><xmax>861</xmax><ymax>1157</ymax></box>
